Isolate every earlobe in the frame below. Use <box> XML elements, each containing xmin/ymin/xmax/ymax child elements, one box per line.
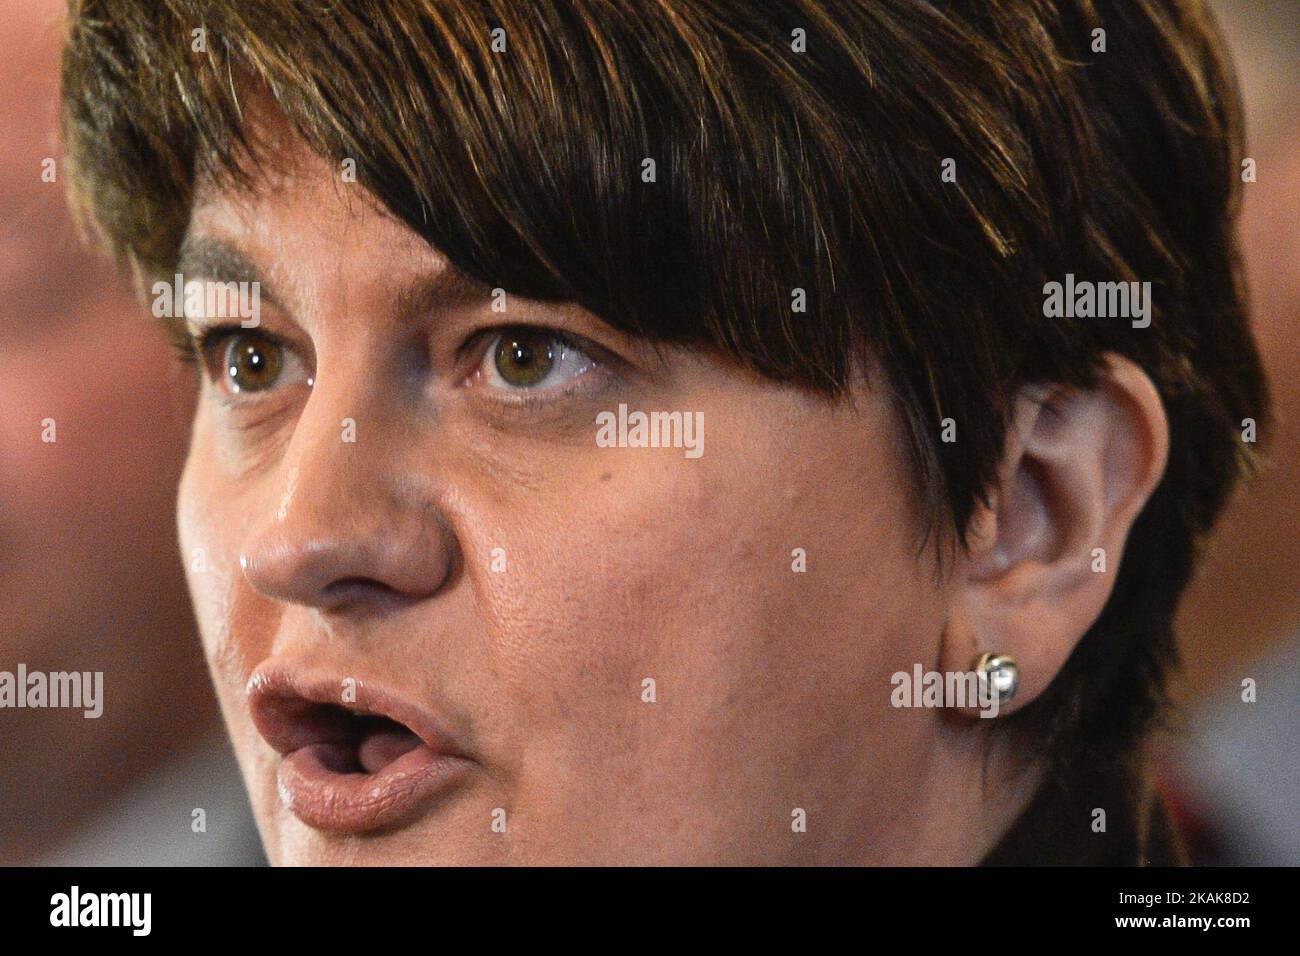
<box><xmin>943</xmin><ymin>355</ymin><xmax>1169</xmax><ymax>716</ymax></box>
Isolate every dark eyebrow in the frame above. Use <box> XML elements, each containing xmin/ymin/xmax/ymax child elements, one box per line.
<box><xmin>175</xmin><ymin>236</ymin><xmax>279</xmax><ymax>308</ymax></box>
<box><xmin>394</xmin><ymin>263</ymin><xmax>492</xmax><ymax>328</ymax></box>
<box><xmin>177</xmin><ymin>234</ymin><xmax>492</xmax><ymax>327</ymax></box>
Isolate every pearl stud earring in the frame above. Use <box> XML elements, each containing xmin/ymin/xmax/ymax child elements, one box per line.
<box><xmin>973</xmin><ymin>652</ymin><xmax>1019</xmax><ymax>706</ymax></box>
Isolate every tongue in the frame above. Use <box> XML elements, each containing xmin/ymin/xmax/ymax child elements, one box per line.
<box><xmin>357</xmin><ymin>727</ymin><xmax>423</xmax><ymax>773</ymax></box>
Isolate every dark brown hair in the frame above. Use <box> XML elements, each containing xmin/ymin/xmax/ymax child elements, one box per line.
<box><xmin>62</xmin><ymin>0</ymin><xmax>1268</xmax><ymax>795</ymax></box>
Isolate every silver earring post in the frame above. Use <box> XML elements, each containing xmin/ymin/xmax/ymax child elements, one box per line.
<box><xmin>974</xmin><ymin>652</ymin><xmax>1019</xmax><ymax>706</ymax></box>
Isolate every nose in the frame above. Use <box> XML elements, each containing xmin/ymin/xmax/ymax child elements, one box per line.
<box><xmin>238</xmin><ymin>394</ymin><xmax>458</xmax><ymax>614</ymax></box>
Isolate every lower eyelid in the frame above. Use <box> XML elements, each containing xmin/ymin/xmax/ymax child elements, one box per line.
<box><xmin>473</xmin><ymin>362</ymin><xmax>617</xmax><ymax>413</ymax></box>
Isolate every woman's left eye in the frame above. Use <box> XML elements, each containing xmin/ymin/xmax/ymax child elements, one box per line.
<box><xmin>472</xmin><ymin>328</ymin><xmax>597</xmax><ymax>392</ymax></box>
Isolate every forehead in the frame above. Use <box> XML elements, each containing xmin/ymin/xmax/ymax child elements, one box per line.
<box><xmin>180</xmin><ymin>108</ymin><xmax>495</xmax><ymax>344</ymax></box>
<box><xmin>185</xmin><ymin>98</ymin><xmax>451</xmax><ymax>286</ymax></box>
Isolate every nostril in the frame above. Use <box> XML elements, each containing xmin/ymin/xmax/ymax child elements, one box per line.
<box><xmin>320</xmin><ymin>576</ymin><xmax>400</xmax><ymax>608</ymax></box>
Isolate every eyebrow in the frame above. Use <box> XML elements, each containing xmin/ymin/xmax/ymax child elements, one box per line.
<box><xmin>392</xmin><ymin>261</ymin><xmax>492</xmax><ymax>328</ymax></box>
<box><xmin>175</xmin><ymin>236</ymin><xmax>279</xmax><ymax>309</ymax></box>
<box><xmin>176</xmin><ymin>234</ymin><xmax>492</xmax><ymax>328</ymax></box>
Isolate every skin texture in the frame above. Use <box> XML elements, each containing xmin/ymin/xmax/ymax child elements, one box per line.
<box><xmin>178</xmin><ymin>104</ymin><xmax>1169</xmax><ymax>865</ymax></box>
<box><xmin>0</xmin><ymin>1</ymin><xmax>214</xmax><ymax>864</ymax></box>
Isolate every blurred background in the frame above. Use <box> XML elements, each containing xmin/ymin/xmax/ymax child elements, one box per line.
<box><xmin>0</xmin><ymin>0</ymin><xmax>262</xmax><ymax>864</ymax></box>
<box><xmin>1158</xmin><ymin>0</ymin><xmax>1300</xmax><ymax>867</ymax></box>
<box><xmin>0</xmin><ymin>0</ymin><xmax>1293</xmax><ymax>865</ymax></box>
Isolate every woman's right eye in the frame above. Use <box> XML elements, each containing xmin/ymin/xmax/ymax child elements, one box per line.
<box><xmin>196</xmin><ymin>328</ymin><xmax>308</xmax><ymax>397</ymax></box>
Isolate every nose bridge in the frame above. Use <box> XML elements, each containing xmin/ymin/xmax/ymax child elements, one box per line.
<box><xmin>239</xmin><ymin>374</ymin><xmax>455</xmax><ymax>611</ymax></box>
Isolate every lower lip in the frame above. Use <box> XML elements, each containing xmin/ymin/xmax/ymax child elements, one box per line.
<box><xmin>276</xmin><ymin>742</ymin><xmax>472</xmax><ymax>833</ymax></box>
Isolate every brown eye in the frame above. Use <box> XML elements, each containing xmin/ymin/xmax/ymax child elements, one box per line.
<box><xmin>493</xmin><ymin>329</ymin><xmax>556</xmax><ymax>388</ymax></box>
<box><xmin>472</xmin><ymin>327</ymin><xmax>598</xmax><ymax>396</ymax></box>
<box><xmin>222</xmin><ymin>331</ymin><xmax>284</xmax><ymax>393</ymax></box>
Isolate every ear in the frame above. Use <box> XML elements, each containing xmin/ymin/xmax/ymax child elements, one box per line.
<box><xmin>941</xmin><ymin>354</ymin><xmax>1169</xmax><ymax>716</ymax></box>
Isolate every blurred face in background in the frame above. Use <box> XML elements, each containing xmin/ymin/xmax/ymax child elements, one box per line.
<box><xmin>0</xmin><ymin>2</ymin><xmax>210</xmax><ymax>862</ymax></box>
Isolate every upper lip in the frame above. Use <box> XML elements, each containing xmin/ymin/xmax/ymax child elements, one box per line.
<box><xmin>247</xmin><ymin>660</ymin><xmax>464</xmax><ymax>759</ymax></box>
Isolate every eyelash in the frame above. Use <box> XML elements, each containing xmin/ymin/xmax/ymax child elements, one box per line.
<box><xmin>169</xmin><ymin>327</ymin><xmax>203</xmax><ymax>365</ymax></box>
<box><xmin>172</xmin><ymin>325</ymin><xmax>240</xmax><ymax>366</ymax></box>
<box><xmin>175</xmin><ymin>323</ymin><xmax>296</xmax><ymax>384</ymax></box>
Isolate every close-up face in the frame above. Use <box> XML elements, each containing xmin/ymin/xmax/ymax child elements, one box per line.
<box><xmin>44</xmin><ymin>0</ymin><xmax>1291</xmax><ymax>879</ymax></box>
<box><xmin>178</xmin><ymin>111</ymin><xmax>958</xmax><ymax>866</ymax></box>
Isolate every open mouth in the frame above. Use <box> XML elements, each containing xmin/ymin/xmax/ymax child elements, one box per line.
<box><xmin>325</xmin><ymin>713</ymin><xmax>424</xmax><ymax>774</ymax></box>
<box><xmin>266</xmin><ymin>699</ymin><xmax>424</xmax><ymax>773</ymax></box>
<box><xmin>248</xmin><ymin>670</ymin><xmax>472</xmax><ymax>834</ymax></box>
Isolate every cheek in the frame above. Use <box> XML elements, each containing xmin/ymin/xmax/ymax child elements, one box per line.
<box><xmin>177</xmin><ymin>415</ymin><xmax>255</xmax><ymax>690</ymax></box>
<box><xmin>177</xmin><ymin>433</ymin><xmax>281</xmax><ymax>825</ymax></box>
<box><xmin>464</xmin><ymin>391</ymin><xmax>942</xmax><ymax>806</ymax></box>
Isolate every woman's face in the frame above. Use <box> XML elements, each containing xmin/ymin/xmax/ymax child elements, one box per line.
<box><xmin>177</xmin><ymin>115</ymin><xmax>961</xmax><ymax>865</ymax></box>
